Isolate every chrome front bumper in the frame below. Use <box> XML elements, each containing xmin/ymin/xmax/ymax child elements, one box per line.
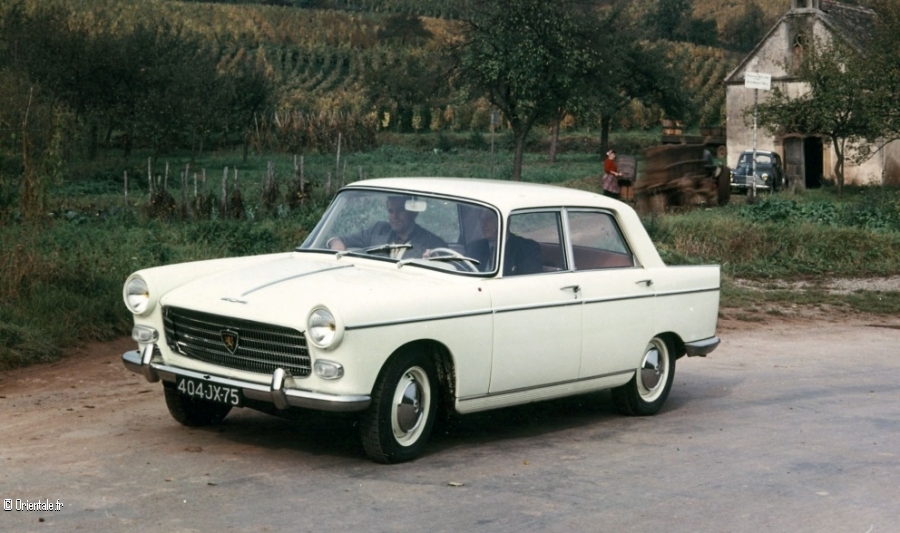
<box><xmin>123</xmin><ymin>346</ymin><xmax>370</xmax><ymax>413</ymax></box>
<box><xmin>684</xmin><ymin>336</ymin><xmax>720</xmax><ymax>357</ymax></box>
<box><xmin>730</xmin><ymin>181</ymin><xmax>771</xmax><ymax>190</ymax></box>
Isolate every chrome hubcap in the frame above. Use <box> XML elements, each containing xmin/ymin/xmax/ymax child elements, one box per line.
<box><xmin>396</xmin><ymin>377</ymin><xmax>422</xmax><ymax>433</ymax></box>
<box><xmin>640</xmin><ymin>348</ymin><xmax>662</xmax><ymax>392</ymax></box>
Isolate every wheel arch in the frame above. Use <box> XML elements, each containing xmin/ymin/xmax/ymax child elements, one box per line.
<box><xmin>382</xmin><ymin>339</ymin><xmax>457</xmax><ymax>408</ymax></box>
<box><xmin>657</xmin><ymin>331</ymin><xmax>687</xmax><ymax>359</ymax></box>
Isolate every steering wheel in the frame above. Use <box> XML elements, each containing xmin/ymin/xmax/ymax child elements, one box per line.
<box><xmin>427</xmin><ymin>247</ymin><xmax>480</xmax><ymax>273</ymax></box>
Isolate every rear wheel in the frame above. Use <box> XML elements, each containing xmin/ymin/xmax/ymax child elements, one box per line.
<box><xmin>612</xmin><ymin>336</ymin><xmax>675</xmax><ymax>416</ymax></box>
<box><xmin>360</xmin><ymin>350</ymin><xmax>438</xmax><ymax>463</ymax></box>
<box><xmin>163</xmin><ymin>381</ymin><xmax>232</xmax><ymax>426</ymax></box>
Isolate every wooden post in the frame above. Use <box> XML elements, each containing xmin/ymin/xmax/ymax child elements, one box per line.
<box><xmin>335</xmin><ymin>132</ymin><xmax>342</xmax><ymax>184</ymax></box>
<box><xmin>147</xmin><ymin>157</ymin><xmax>153</xmax><ymax>196</ymax></box>
<box><xmin>124</xmin><ymin>171</ymin><xmax>128</xmax><ymax>203</ymax></box>
<box><xmin>221</xmin><ymin>166</ymin><xmax>228</xmax><ymax>218</ymax></box>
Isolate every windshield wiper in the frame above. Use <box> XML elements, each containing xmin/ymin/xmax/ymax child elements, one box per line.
<box><xmin>362</xmin><ymin>243</ymin><xmax>412</xmax><ymax>255</ymax></box>
<box><xmin>329</xmin><ymin>243</ymin><xmax>411</xmax><ymax>260</ymax></box>
<box><xmin>426</xmin><ymin>255</ymin><xmax>480</xmax><ymax>266</ymax></box>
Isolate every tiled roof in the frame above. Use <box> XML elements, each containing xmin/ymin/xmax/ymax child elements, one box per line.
<box><xmin>819</xmin><ymin>0</ymin><xmax>877</xmax><ymax>50</ymax></box>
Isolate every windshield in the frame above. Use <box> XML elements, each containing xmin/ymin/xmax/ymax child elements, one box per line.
<box><xmin>300</xmin><ymin>189</ymin><xmax>499</xmax><ymax>272</ymax></box>
<box><xmin>738</xmin><ymin>153</ymin><xmax>774</xmax><ymax>169</ymax></box>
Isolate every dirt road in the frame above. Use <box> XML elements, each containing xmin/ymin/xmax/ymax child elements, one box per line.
<box><xmin>2</xmin><ymin>313</ymin><xmax>899</xmax><ymax>532</ymax></box>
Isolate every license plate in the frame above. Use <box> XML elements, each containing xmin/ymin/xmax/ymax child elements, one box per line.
<box><xmin>176</xmin><ymin>375</ymin><xmax>243</xmax><ymax>407</ymax></box>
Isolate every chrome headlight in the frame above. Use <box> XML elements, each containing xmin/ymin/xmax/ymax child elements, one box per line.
<box><xmin>308</xmin><ymin>307</ymin><xmax>343</xmax><ymax>349</ymax></box>
<box><xmin>124</xmin><ymin>275</ymin><xmax>153</xmax><ymax>315</ymax></box>
<box><xmin>761</xmin><ymin>173</ymin><xmax>770</xmax><ymax>182</ymax></box>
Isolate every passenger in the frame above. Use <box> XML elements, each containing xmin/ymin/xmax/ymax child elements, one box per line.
<box><xmin>328</xmin><ymin>196</ymin><xmax>446</xmax><ymax>259</ymax></box>
<box><xmin>467</xmin><ymin>211</ymin><xmax>542</xmax><ymax>276</ymax></box>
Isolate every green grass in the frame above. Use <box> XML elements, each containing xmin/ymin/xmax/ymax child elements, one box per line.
<box><xmin>1</xmin><ymin>138</ymin><xmax>899</xmax><ymax>371</ymax></box>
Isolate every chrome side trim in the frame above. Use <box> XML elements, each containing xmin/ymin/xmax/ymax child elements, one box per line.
<box><xmin>347</xmin><ymin>287</ymin><xmax>719</xmax><ymax>331</ymax></box>
<box><xmin>685</xmin><ymin>336</ymin><xmax>720</xmax><ymax>357</ymax></box>
<box><xmin>121</xmin><ymin>349</ymin><xmax>370</xmax><ymax>412</ymax></box>
<box><xmin>493</xmin><ymin>300</ymin><xmax>583</xmax><ymax>314</ymax></box>
<box><xmin>582</xmin><ymin>293</ymin><xmax>655</xmax><ymax>306</ymax></box>
<box><xmin>346</xmin><ymin>309</ymin><xmax>493</xmax><ymax>331</ymax></box>
<box><xmin>653</xmin><ymin>286</ymin><xmax>720</xmax><ymax>298</ymax></box>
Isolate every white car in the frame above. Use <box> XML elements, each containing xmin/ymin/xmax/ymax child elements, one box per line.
<box><xmin>123</xmin><ymin>178</ymin><xmax>720</xmax><ymax>463</ymax></box>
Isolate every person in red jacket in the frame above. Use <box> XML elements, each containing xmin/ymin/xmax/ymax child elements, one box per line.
<box><xmin>602</xmin><ymin>149</ymin><xmax>622</xmax><ymax>199</ymax></box>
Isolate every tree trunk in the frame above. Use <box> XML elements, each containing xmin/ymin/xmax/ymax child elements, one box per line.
<box><xmin>833</xmin><ymin>135</ymin><xmax>844</xmax><ymax>196</ymax></box>
<box><xmin>599</xmin><ymin>114</ymin><xmax>612</xmax><ymax>156</ymax></box>
<box><xmin>88</xmin><ymin>121</ymin><xmax>98</xmax><ymax>161</ymax></box>
<box><xmin>512</xmin><ymin>131</ymin><xmax>526</xmax><ymax>181</ymax></box>
<box><xmin>549</xmin><ymin>118</ymin><xmax>560</xmax><ymax>163</ymax></box>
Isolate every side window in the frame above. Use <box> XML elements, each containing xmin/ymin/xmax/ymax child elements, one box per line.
<box><xmin>567</xmin><ymin>211</ymin><xmax>635</xmax><ymax>270</ymax></box>
<box><xmin>507</xmin><ymin>211</ymin><xmax>565</xmax><ymax>275</ymax></box>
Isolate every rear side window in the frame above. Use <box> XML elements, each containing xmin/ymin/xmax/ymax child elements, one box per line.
<box><xmin>567</xmin><ymin>211</ymin><xmax>634</xmax><ymax>270</ymax></box>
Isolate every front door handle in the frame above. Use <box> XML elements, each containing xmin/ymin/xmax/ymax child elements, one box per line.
<box><xmin>635</xmin><ymin>279</ymin><xmax>653</xmax><ymax>287</ymax></box>
<box><xmin>561</xmin><ymin>285</ymin><xmax>581</xmax><ymax>297</ymax></box>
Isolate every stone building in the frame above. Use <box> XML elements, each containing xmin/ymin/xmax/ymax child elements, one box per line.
<box><xmin>724</xmin><ymin>0</ymin><xmax>900</xmax><ymax>188</ymax></box>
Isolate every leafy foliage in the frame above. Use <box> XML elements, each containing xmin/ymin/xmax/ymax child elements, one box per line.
<box><xmin>861</xmin><ymin>0</ymin><xmax>900</xmax><ymax>154</ymax></box>
<box><xmin>738</xmin><ymin>192</ymin><xmax>900</xmax><ymax>232</ymax></box>
<box><xmin>720</xmin><ymin>2</ymin><xmax>769</xmax><ymax>53</ymax></box>
<box><xmin>453</xmin><ymin>0</ymin><xmax>605</xmax><ymax>180</ymax></box>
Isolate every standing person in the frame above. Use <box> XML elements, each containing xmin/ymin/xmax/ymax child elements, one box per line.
<box><xmin>602</xmin><ymin>149</ymin><xmax>622</xmax><ymax>200</ymax></box>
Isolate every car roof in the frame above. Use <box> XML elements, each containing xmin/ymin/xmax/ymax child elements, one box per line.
<box><xmin>343</xmin><ymin>177</ymin><xmax>618</xmax><ymax>213</ymax></box>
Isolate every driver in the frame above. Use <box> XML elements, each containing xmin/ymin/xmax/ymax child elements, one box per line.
<box><xmin>328</xmin><ymin>196</ymin><xmax>446</xmax><ymax>259</ymax></box>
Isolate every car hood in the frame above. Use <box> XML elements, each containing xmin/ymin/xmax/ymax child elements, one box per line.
<box><xmin>159</xmin><ymin>252</ymin><xmax>487</xmax><ymax>329</ymax></box>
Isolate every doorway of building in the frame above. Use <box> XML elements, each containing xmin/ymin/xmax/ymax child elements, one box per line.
<box><xmin>804</xmin><ymin>137</ymin><xmax>823</xmax><ymax>188</ymax></box>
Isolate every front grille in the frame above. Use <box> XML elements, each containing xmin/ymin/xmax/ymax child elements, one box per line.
<box><xmin>163</xmin><ymin>306</ymin><xmax>310</xmax><ymax>377</ymax></box>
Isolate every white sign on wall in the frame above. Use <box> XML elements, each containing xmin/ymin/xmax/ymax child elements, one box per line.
<box><xmin>744</xmin><ymin>71</ymin><xmax>772</xmax><ymax>90</ymax></box>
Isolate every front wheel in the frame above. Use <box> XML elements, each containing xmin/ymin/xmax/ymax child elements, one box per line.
<box><xmin>360</xmin><ymin>350</ymin><xmax>438</xmax><ymax>463</ymax></box>
<box><xmin>612</xmin><ymin>336</ymin><xmax>675</xmax><ymax>416</ymax></box>
<box><xmin>163</xmin><ymin>381</ymin><xmax>232</xmax><ymax>426</ymax></box>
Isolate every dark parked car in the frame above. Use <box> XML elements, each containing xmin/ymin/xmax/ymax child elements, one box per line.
<box><xmin>731</xmin><ymin>150</ymin><xmax>785</xmax><ymax>192</ymax></box>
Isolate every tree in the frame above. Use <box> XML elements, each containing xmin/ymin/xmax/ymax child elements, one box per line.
<box><xmin>645</xmin><ymin>0</ymin><xmax>692</xmax><ymax>41</ymax></box>
<box><xmin>756</xmin><ymin>37</ymin><xmax>873</xmax><ymax>195</ymax></box>
<box><xmin>644</xmin><ymin>0</ymin><xmax>718</xmax><ymax>46</ymax></box>
<box><xmin>566</xmin><ymin>3</ymin><xmax>688</xmax><ymax>158</ymax></box>
<box><xmin>721</xmin><ymin>2</ymin><xmax>768</xmax><ymax>53</ymax></box>
<box><xmin>363</xmin><ymin>49</ymin><xmax>446</xmax><ymax>133</ymax></box>
<box><xmin>452</xmin><ymin>0</ymin><xmax>595</xmax><ymax>180</ymax></box>
<box><xmin>861</xmin><ymin>0</ymin><xmax>900</xmax><ymax>153</ymax></box>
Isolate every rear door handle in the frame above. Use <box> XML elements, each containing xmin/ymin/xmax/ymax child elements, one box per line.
<box><xmin>635</xmin><ymin>279</ymin><xmax>653</xmax><ymax>287</ymax></box>
<box><xmin>561</xmin><ymin>285</ymin><xmax>581</xmax><ymax>298</ymax></box>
